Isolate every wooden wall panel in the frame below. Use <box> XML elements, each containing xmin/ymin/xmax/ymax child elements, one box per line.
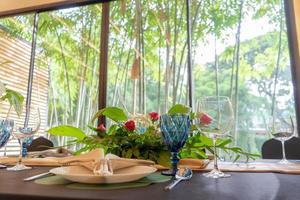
<box><xmin>0</xmin><ymin>29</ymin><xmax>49</xmax><ymax>154</ymax></box>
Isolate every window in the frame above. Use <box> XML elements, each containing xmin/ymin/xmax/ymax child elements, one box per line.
<box><xmin>0</xmin><ymin>0</ymin><xmax>297</xmax><ymax>156</ymax></box>
<box><xmin>0</xmin><ymin>4</ymin><xmax>102</xmax><ymax>153</ymax></box>
<box><xmin>106</xmin><ymin>0</ymin><xmax>296</xmax><ymax>154</ymax></box>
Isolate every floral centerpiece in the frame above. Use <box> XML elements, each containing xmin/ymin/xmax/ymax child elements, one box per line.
<box><xmin>48</xmin><ymin>104</ymin><xmax>259</xmax><ymax>167</ymax></box>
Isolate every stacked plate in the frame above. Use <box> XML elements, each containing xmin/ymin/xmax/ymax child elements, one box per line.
<box><xmin>50</xmin><ymin>165</ymin><xmax>157</xmax><ymax>184</ymax></box>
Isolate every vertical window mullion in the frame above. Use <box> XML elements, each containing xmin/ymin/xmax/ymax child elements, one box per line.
<box><xmin>24</xmin><ymin>12</ymin><xmax>39</xmax><ymax>127</ymax></box>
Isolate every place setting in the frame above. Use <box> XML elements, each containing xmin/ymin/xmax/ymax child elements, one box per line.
<box><xmin>1</xmin><ymin>97</ymin><xmax>299</xmax><ymax>194</ymax></box>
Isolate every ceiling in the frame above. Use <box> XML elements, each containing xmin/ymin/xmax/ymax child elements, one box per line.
<box><xmin>0</xmin><ymin>0</ymin><xmax>113</xmax><ymax>18</ymax></box>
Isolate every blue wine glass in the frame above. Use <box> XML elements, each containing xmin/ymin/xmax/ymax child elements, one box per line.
<box><xmin>0</xmin><ymin>119</ymin><xmax>14</xmax><ymax>150</ymax></box>
<box><xmin>160</xmin><ymin>114</ymin><xmax>190</xmax><ymax>176</ymax></box>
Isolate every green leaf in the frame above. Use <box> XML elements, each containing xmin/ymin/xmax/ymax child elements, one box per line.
<box><xmin>108</xmin><ymin>124</ymin><xmax>119</xmax><ymax>135</ymax></box>
<box><xmin>91</xmin><ymin>107</ymin><xmax>128</xmax><ymax>123</ymax></box>
<box><xmin>233</xmin><ymin>155</ymin><xmax>241</xmax><ymax>163</ymax></box>
<box><xmin>189</xmin><ymin>112</ymin><xmax>196</xmax><ymax>120</ymax></box>
<box><xmin>217</xmin><ymin>138</ymin><xmax>232</xmax><ymax>147</ymax></box>
<box><xmin>199</xmin><ymin>135</ymin><xmax>213</xmax><ymax>146</ymax></box>
<box><xmin>196</xmin><ymin>150</ymin><xmax>208</xmax><ymax>158</ymax></box>
<box><xmin>125</xmin><ymin>149</ymin><xmax>133</xmax><ymax>158</ymax></box>
<box><xmin>168</xmin><ymin>104</ymin><xmax>190</xmax><ymax>115</ymax></box>
<box><xmin>133</xmin><ymin>147</ymin><xmax>140</xmax><ymax>157</ymax></box>
<box><xmin>193</xmin><ymin>142</ymin><xmax>205</xmax><ymax>147</ymax></box>
<box><xmin>87</xmin><ymin>124</ymin><xmax>97</xmax><ymax>132</ymax></box>
<box><xmin>47</xmin><ymin>125</ymin><xmax>86</xmax><ymax>140</ymax></box>
<box><xmin>0</xmin><ymin>89</ymin><xmax>24</xmax><ymax>117</ymax></box>
<box><xmin>157</xmin><ymin>151</ymin><xmax>171</xmax><ymax>167</ymax></box>
<box><xmin>190</xmin><ymin>124</ymin><xmax>198</xmax><ymax>131</ymax></box>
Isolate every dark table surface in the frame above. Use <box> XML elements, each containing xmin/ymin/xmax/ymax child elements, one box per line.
<box><xmin>1</xmin><ymin>166</ymin><xmax>300</xmax><ymax>200</ymax></box>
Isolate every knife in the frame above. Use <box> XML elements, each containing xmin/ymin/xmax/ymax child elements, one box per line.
<box><xmin>23</xmin><ymin>171</ymin><xmax>54</xmax><ymax>182</ymax></box>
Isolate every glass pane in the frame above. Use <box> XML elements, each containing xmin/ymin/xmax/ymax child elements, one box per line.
<box><xmin>0</xmin><ymin>0</ymin><xmax>297</xmax><ymax>157</ymax></box>
<box><xmin>108</xmin><ymin>0</ymin><xmax>296</xmax><ymax>155</ymax></box>
<box><xmin>108</xmin><ymin>0</ymin><xmax>188</xmax><ymax>115</ymax></box>
<box><xmin>37</xmin><ymin>5</ymin><xmax>102</xmax><ymax>146</ymax></box>
<box><xmin>192</xmin><ymin>0</ymin><xmax>296</xmax><ymax>154</ymax></box>
<box><xmin>0</xmin><ymin>15</ymin><xmax>35</xmax><ymax>155</ymax></box>
<box><xmin>0</xmin><ymin>4</ymin><xmax>102</xmax><ymax>152</ymax></box>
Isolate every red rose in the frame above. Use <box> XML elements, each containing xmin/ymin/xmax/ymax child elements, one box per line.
<box><xmin>124</xmin><ymin>120</ymin><xmax>136</xmax><ymax>132</ymax></box>
<box><xmin>96</xmin><ymin>124</ymin><xmax>106</xmax><ymax>132</ymax></box>
<box><xmin>149</xmin><ymin>112</ymin><xmax>159</xmax><ymax>121</ymax></box>
<box><xmin>198</xmin><ymin>112</ymin><xmax>213</xmax><ymax>125</ymax></box>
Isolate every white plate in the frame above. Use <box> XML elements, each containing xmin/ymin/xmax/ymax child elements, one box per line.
<box><xmin>50</xmin><ymin>165</ymin><xmax>157</xmax><ymax>184</ymax></box>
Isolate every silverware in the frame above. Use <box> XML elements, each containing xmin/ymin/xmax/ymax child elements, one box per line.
<box><xmin>164</xmin><ymin>167</ymin><xmax>193</xmax><ymax>190</ymax></box>
<box><xmin>23</xmin><ymin>171</ymin><xmax>53</xmax><ymax>181</ymax></box>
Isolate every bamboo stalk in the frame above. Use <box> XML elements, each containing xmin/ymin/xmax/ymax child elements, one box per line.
<box><xmin>112</xmin><ymin>39</ymin><xmax>126</xmax><ymax>106</ymax></box>
<box><xmin>233</xmin><ymin>0</ymin><xmax>244</xmax><ymax>144</ymax></box>
<box><xmin>229</xmin><ymin>42</ymin><xmax>237</xmax><ymax>100</ymax></box>
<box><xmin>271</xmin><ymin>0</ymin><xmax>284</xmax><ymax>131</ymax></box>
<box><xmin>76</xmin><ymin>14</ymin><xmax>93</xmax><ymax>127</ymax></box>
<box><xmin>158</xmin><ymin>30</ymin><xmax>162</xmax><ymax>113</ymax></box>
<box><xmin>174</xmin><ymin>1</ymin><xmax>202</xmax><ymax>101</ymax></box>
<box><xmin>164</xmin><ymin>0</ymin><xmax>171</xmax><ymax>113</ymax></box>
<box><xmin>172</xmin><ymin>0</ymin><xmax>178</xmax><ymax>105</ymax></box>
<box><xmin>141</xmin><ymin>5</ymin><xmax>146</xmax><ymax>114</ymax></box>
<box><xmin>54</xmin><ymin>27</ymin><xmax>72</xmax><ymax>122</ymax></box>
<box><xmin>214</xmin><ymin>36</ymin><xmax>220</xmax><ymax>97</ymax></box>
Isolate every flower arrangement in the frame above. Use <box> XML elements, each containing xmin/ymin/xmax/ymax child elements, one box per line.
<box><xmin>48</xmin><ymin>104</ymin><xmax>259</xmax><ymax>166</ymax></box>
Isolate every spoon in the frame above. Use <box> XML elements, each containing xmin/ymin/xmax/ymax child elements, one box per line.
<box><xmin>165</xmin><ymin>167</ymin><xmax>193</xmax><ymax>190</ymax></box>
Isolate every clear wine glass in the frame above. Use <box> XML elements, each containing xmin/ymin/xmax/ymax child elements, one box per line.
<box><xmin>7</xmin><ymin>107</ymin><xmax>40</xmax><ymax>171</ymax></box>
<box><xmin>271</xmin><ymin>117</ymin><xmax>295</xmax><ymax>164</ymax></box>
<box><xmin>196</xmin><ymin>96</ymin><xmax>234</xmax><ymax>178</ymax></box>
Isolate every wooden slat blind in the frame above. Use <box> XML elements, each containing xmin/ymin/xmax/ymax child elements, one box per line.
<box><xmin>0</xmin><ymin>28</ymin><xmax>49</xmax><ymax>155</ymax></box>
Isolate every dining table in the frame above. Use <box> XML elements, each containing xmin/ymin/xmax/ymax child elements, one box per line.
<box><xmin>0</xmin><ymin>164</ymin><xmax>300</xmax><ymax>200</ymax></box>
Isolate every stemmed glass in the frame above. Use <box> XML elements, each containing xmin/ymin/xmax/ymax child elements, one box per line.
<box><xmin>271</xmin><ymin>117</ymin><xmax>295</xmax><ymax>164</ymax></box>
<box><xmin>7</xmin><ymin>108</ymin><xmax>40</xmax><ymax>171</ymax></box>
<box><xmin>0</xmin><ymin>119</ymin><xmax>14</xmax><ymax>151</ymax></box>
<box><xmin>196</xmin><ymin>96</ymin><xmax>234</xmax><ymax>178</ymax></box>
<box><xmin>160</xmin><ymin>114</ymin><xmax>190</xmax><ymax>176</ymax></box>
<box><xmin>0</xmin><ymin>119</ymin><xmax>14</xmax><ymax>167</ymax></box>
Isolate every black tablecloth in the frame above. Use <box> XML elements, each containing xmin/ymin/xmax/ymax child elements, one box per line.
<box><xmin>0</xmin><ymin>167</ymin><xmax>299</xmax><ymax>200</ymax></box>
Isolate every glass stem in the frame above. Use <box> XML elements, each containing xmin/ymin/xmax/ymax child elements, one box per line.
<box><xmin>213</xmin><ymin>136</ymin><xmax>218</xmax><ymax>170</ymax></box>
<box><xmin>18</xmin><ymin>138</ymin><xmax>23</xmax><ymax>165</ymax></box>
<box><xmin>171</xmin><ymin>151</ymin><xmax>179</xmax><ymax>174</ymax></box>
<box><xmin>3</xmin><ymin>143</ymin><xmax>7</xmax><ymax>157</ymax></box>
<box><xmin>281</xmin><ymin>140</ymin><xmax>286</xmax><ymax>160</ymax></box>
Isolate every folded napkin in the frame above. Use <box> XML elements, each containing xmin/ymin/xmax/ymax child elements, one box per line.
<box><xmin>154</xmin><ymin>158</ymin><xmax>210</xmax><ymax>171</ymax></box>
<box><xmin>0</xmin><ymin>149</ymin><xmax>208</xmax><ymax>172</ymax></box>
<box><xmin>0</xmin><ymin>149</ymin><xmax>155</xmax><ymax>174</ymax></box>
<box><xmin>0</xmin><ymin>157</ymin><xmax>62</xmax><ymax>166</ymax></box>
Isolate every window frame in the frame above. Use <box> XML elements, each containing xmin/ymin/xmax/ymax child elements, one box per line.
<box><xmin>284</xmin><ymin>0</ymin><xmax>300</xmax><ymax>136</ymax></box>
